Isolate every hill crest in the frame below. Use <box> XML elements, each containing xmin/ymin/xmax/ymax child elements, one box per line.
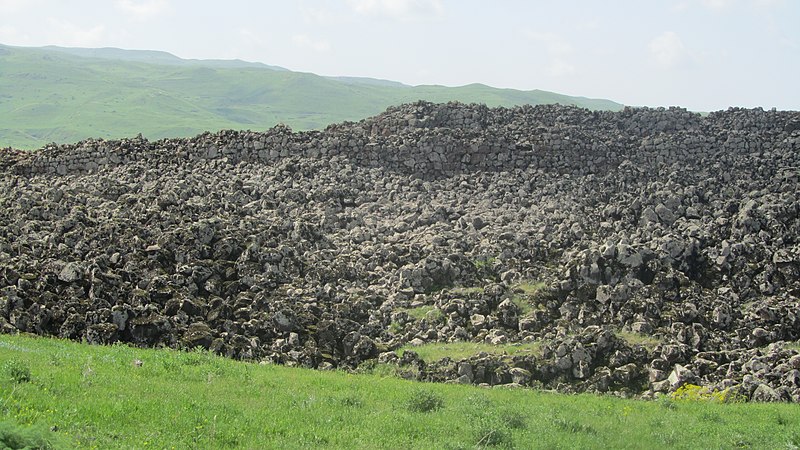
<box><xmin>0</xmin><ymin>43</ymin><xmax>623</xmax><ymax>150</ymax></box>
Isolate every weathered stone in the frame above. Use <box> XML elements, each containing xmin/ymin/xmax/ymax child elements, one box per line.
<box><xmin>668</xmin><ymin>364</ymin><xmax>696</xmax><ymax>389</ymax></box>
<box><xmin>572</xmin><ymin>360</ymin><xmax>590</xmax><ymax>379</ymax></box>
<box><xmin>613</xmin><ymin>363</ymin><xmax>640</xmax><ymax>385</ymax></box>
<box><xmin>273</xmin><ymin>309</ymin><xmax>298</xmax><ymax>332</ymax></box>
<box><xmin>182</xmin><ymin>322</ymin><xmax>213</xmax><ymax>349</ymax></box>
<box><xmin>470</xmin><ymin>314</ymin><xmax>487</xmax><ymax>328</ymax></box>
<box><xmin>631</xmin><ymin>321</ymin><xmax>652</xmax><ymax>335</ymax></box>
<box><xmin>751</xmin><ymin>327</ymin><xmax>769</xmax><ymax>339</ymax></box>
<box><xmin>649</xmin><ymin>368</ymin><xmax>667</xmax><ymax>383</ymax></box>
<box><xmin>85</xmin><ymin>323</ymin><xmax>119</xmax><ymax>345</ymax></box>
<box><xmin>58</xmin><ymin>262</ymin><xmax>83</xmax><ymax>283</ymax></box>
<box><xmin>751</xmin><ymin>383</ymin><xmax>783</xmax><ymax>402</ymax></box>
<box><xmin>509</xmin><ymin>367</ymin><xmax>531</xmax><ymax>385</ymax></box>
<box><xmin>457</xmin><ymin>362</ymin><xmax>474</xmax><ymax>383</ymax></box>
<box><xmin>2</xmin><ymin>101</ymin><xmax>799</xmax><ymax>401</ymax></box>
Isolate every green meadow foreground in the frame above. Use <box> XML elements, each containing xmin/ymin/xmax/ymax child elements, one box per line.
<box><xmin>1</xmin><ymin>335</ymin><xmax>798</xmax><ymax>449</ymax></box>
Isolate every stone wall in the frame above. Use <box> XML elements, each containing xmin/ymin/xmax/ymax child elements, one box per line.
<box><xmin>8</xmin><ymin>101</ymin><xmax>800</xmax><ymax>181</ymax></box>
<box><xmin>3</xmin><ymin>101</ymin><xmax>800</xmax><ymax>400</ymax></box>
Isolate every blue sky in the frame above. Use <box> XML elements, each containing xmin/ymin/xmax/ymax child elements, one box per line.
<box><xmin>1</xmin><ymin>0</ymin><xmax>797</xmax><ymax>110</ymax></box>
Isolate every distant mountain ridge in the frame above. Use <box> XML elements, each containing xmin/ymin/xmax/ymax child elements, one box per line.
<box><xmin>0</xmin><ymin>44</ymin><xmax>623</xmax><ymax>150</ymax></box>
<box><xmin>40</xmin><ymin>45</ymin><xmax>290</xmax><ymax>71</ymax></box>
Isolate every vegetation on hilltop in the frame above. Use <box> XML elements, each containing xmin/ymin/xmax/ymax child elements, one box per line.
<box><xmin>0</xmin><ymin>44</ymin><xmax>622</xmax><ymax>150</ymax></box>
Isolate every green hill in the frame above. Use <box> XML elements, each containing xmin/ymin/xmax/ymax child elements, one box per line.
<box><xmin>0</xmin><ymin>44</ymin><xmax>623</xmax><ymax>150</ymax></box>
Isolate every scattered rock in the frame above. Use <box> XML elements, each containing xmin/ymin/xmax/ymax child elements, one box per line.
<box><xmin>668</xmin><ymin>364</ymin><xmax>696</xmax><ymax>390</ymax></box>
<box><xmin>58</xmin><ymin>262</ymin><xmax>83</xmax><ymax>283</ymax></box>
<box><xmin>1</xmin><ymin>102</ymin><xmax>799</xmax><ymax>401</ymax></box>
<box><xmin>751</xmin><ymin>383</ymin><xmax>783</xmax><ymax>402</ymax></box>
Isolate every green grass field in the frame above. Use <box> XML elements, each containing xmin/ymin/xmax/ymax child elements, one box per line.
<box><xmin>0</xmin><ymin>44</ymin><xmax>623</xmax><ymax>150</ymax></box>
<box><xmin>1</xmin><ymin>333</ymin><xmax>798</xmax><ymax>449</ymax></box>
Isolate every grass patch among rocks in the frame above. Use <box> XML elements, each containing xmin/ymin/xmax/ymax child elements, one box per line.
<box><xmin>616</xmin><ymin>330</ymin><xmax>662</xmax><ymax>351</ymax></box>
<box><xmin>398</xmin><ymin>305</ymin><xmax>444</xmax><ymax>322</ymax></box>
<box><xmin>396</xmin><ymin>341</ymin><xmax>542</xmax><ymax>363</ymax></box>
<box><xmin>511</xmin><ymin>281</ymin><xmax>547</xmax><ymax>315</ymax></box>
<box><xmin>450</xmin><ymin>286</ymin><xmax>485</xmax><ymax>296</ymax></box>
<box><xmin>1</xmin><ymin>333</ymin><xmax>800</xmax><ymax>449</ymax></box>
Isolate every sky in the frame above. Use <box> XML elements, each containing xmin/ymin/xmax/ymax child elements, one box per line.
<box><xmin>0</xmin><ymin>0</ymin><xmax>798</xmax><ymax>111</ymax></box>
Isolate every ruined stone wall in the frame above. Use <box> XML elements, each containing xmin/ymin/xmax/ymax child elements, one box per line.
<box><xmin>11</xmin><ymin>102</ymin><xmax>798</xmax><ymax>180</ymax></box>
<box><xmin>3</xmin><ymin>101</ymin><xmax>800</xmax><ymax>400</ymax></box>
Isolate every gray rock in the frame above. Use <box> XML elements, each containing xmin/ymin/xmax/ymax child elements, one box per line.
<box><xmin>752</xmin><ymin>327</ymin><xmax>769</xmax><ymax>339</ymax></box>
<box><xmin>58</xmin><ymin>262</ymin><xmax>83</xmax><ymax>283</ymax></box>
<box><xmin>408</xmin><ymin>338</ymin><xmax>425</xmax><ymax>347</ymax></box>
<box><xmin>613</xmin><ymin>363</ymin><xmax>639</xmax><ymax>385</ymax></box>
<box><xmin>617</xmin><ymin>244</ymin><xmax>643</xmax><ymax>268</ymax></box>
<box><xmin>649</xmin><ymin>368</ymin><xmax>667</xmax><ymax>383</ymax></box>
<box><xmin>343</xmin><ymin>332</ymin><xmax>376</xmax><ymax>361</ymax></box>
<box><xmin>595</xmin><ymin>285</ymin><xmax>613</xmax><ymax>304</ymax></box>
<box><xmin>572</xmin><ymin>360</ymin><xmax>590</xmax><ymax>379</ymax></box>
<box><xmin>182</xmin><ymin>322</ymin><xmax>213</xmax><ymax>348</ymax></box>
<box><xmin>571</xmin><ymin>346</ymin><xmax>591</xmax><ymax>365</ymax></box>
<box><xmin>556</xmin><ymin>355</ymin><xmax>573</xmax><ymax>371</ymax></box>
<box><xmin>641</xmin><ymin>207</ymin><xmax>659</xmax><ymax>224</ymax></box>
<box><xmin>272</xmin><ymin>309</ymin><xmax>298</xmax><ymax>332</ymax></box>
<box><xmin>509</xmin><ymin>367</ymin><xmax>532</xmax><ymax>385</ymax></box>
<box><xmin>631</xmin><ymin>321</ymin><xmax>652</xmax><ymax>335</ymax></box>
<box><xmin>470</xmin><ymin>314</ymin><xmax>487</xmax><ymax>328</ymax></box>
<box><xmin>655</xmin><ymin>203</ymin><xmax>676</xmax><ymax>224</ymax></box>
<box><xmin>85</xmin><ymin>323</ymin><xmax>119</xmax><ymax>345</ymax></box>
<box><xmin>751</xmin><ymin>383</ymin><xmax>783</xmax><ymax>402</ymax></box>
<box><xmin>457</xmin><ymin>362</ymin><xmax>474</xmax><ymax>383</ymax></box>
<box><xmin>3</xmin><ymin>101</ymin><xmax>800</xmax><ymax>401</ymax></box>
<box><xmin>667</xmin><ymin>364</ymin><xmax>696</xmax><ymax>389</ymax></box>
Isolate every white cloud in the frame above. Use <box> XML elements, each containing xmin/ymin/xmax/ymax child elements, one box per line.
<box><xmin>525</xmin><ymin>31</ymin><xmax>573</xmax><ymax>56</ymax></box>
<box><xmin>115</xmin><ymin>0</ymin><xmax>169</xmax><ymax>19</ymax></box>
<box><xmin>671</xmin><ymin>1</ymin><xmax>690</xmax><ymax>12</ymax></box>
<box><xmin>240</xmin><ymin>28</ymin><xmax>267</xmax><ymax>47</ymax></box>
<box><xmin>752</xmin><ymin>0</ymin><xmax>785</xmax><ymax>7</ymax></box>
<box><xmin>46</xmin><ymin>18</ymin><xmax>107</xmax><ymax>47</ymax></box>
<box><xmin>0</xmin><ymin>25</ymin><xmax>24</xmax><ymax>44</ymax></box>
<box><xmin>547</xmin><ymin>59</ymin><xmax>576</xmax><ymax>77</ymax></box>
<box><xmin>0</xmin><ymin>17</ymin><xmax>54</xmax><ymax>46</ymax></box>
<box><xmin>523</xmin><ymin>31</ymin><xmax>576</xmax><ymax>77</ymax></box>
<box><xmin>677</xmin><ymin>0</ymin><xmax>782</xmax><ymax>12</ymax></box>
<box><xmin>701</xmin><ymin>0</ymin><xmax>732</xmax><ymax>10</ymax></box>
<box><xmin>302</xmin><ymin>6</ymin><xmax>336</xmax><ymax>24</ymax></box>
<box><xmin>347</xmin><ymin>0</ymin><xmax>444</xmax><ymax>20</ymax></box>
<box><xmin>0</xmin><ymin>0</ymin><xmax>29</xmax><ymax>13</ymax></box>
<box><xmin>649</xmin><ymin>31</ymin><xmax>687</xmax><ymax>69</ymax></box>
<box><xmin>292</xmin><ymin>34</ymin><xmax>331</xmax><ymax>52</ymax></box>
<box><xmin>574</xmin><ymin>19</ymin><xmax>600</xmax><ymax>32</ymax></box>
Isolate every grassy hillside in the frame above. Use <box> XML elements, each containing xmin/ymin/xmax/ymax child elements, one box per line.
<box><xmin>0</xmin><ymin>44</ymin><xmax>623</xmax><ymax>150</ymax></box>
<box><xmin>40</xmin><ymin>45</ymin><xmax>289</xmax><ymax>71</ymax></box>
<box><xmin>1</xmin><ymin>334</ymin><xmax>798</xmax><ymax>449</ymax></box>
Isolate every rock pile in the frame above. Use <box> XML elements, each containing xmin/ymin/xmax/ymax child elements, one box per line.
<box><xmin>1</xmin><ymin>101</ymin><xmax>799</xmax><ymax>401</ymax></box>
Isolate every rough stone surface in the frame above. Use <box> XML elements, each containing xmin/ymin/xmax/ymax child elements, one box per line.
<box><xmin>1</xmin><ymin>101</ymin><xmax>799</xmax><ymax>401</ymax></box>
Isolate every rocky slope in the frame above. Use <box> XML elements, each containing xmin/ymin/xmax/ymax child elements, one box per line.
<box><xmin>2</xmin><ymin>101</ymin><xmax>799</xmax><ymax>401</ymax></box>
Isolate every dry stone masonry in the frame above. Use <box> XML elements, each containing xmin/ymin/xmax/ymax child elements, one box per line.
<box><xmin>1</xmin><ymin>101</ymin><xmax>799</xmax><ymax>401</ymax></box>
